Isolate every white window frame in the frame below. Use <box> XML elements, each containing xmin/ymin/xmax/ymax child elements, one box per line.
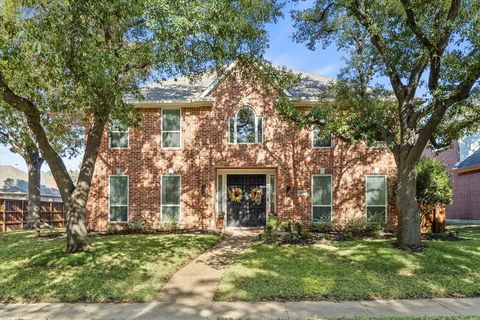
<box><xmin>108</xmin><ymin>175</ymin><xmax>129</xmax><ymax>223</ymax></box>
<box><xmin>311</xmin><ymin>127</ymin><xmax>332</xmax><ymax>148</ymax></box>
<box><xmin>365</xmin><ymin>175</ymin><xmax>388</xmax><ymax>223</ymax></box>
<box><xmin>109</xmin><ymin>122</ymin><xmax>129</xmax><ymax>149</ymax></box>
<box><xmin>161</xmin><ymin>108</ymin><xmax>182</xmax><ymax>150</ymax></box>
<box><xmin>311</xmin><ymin>174</ymin><xmax>333</xmax><ymax>223</ymax></box>
<box><xmin>160</xmin><ymin>174</ymin><xmax>182</xmax><ymax>223</ymax></box>
<box><xmin>228</xmin><ymin>106</ymin><xmax>263</xmax><ymax>144</ymax></box>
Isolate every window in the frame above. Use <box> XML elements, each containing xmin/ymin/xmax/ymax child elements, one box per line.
<box><xmin>161</xmin><ymin>175</ymin><xmax>181</xmax><ymax>222</ymax></box>
<box><xmin>366</xmin><ymin>175</ymin><xmax>387</xmax><ymax>223</ymax></box>
<box><xmin>162</xmin><ymin>109</ymin><xmax>181</xmax><ymax>148</ymax></box>
<box><xmin>312</xmin><ymin>175</ymin><xmax>332</xmax><ymax>222</ymax></box>
<box><xmin>109</xmin><ymin>175</ymin><xmax>128</xmax><ymax>222</ymax></box>
<box><xmin>228</xmin><ymin>107</ymin><xmax>263</xmax><ymax>144</ymax></box>
<box><xmin>217</xmin><ymin>174</ymin><xmax>224</xmax><ymax>213</ymax></box>
<box><xmin>312</xmin><ymin>127</ymin><xmax>332</xmax><ymax>148</ymax></box>
<box><xmin>109</xmin><ymin>121</ymin><xmax>129</xmax><ymax>148</ymax></box>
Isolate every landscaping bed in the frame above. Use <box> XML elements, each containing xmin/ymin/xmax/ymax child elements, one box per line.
<box><xmin>216</xmin><ymin>225</ymin><xmax>480</xmax><ymax>302</ymax></box>
<box><xmin>0</xmin><ymin>230</ymin><xmax>221</xmax><ymax>302</ymax></box>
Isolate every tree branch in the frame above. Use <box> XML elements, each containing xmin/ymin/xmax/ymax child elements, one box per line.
<box><xmin>0</xmin><ymin>73</ymin><xmax>75</xmax><ymax>200</ymax></box>
<box><xmin>347</xmin><ymin>1</ymin><xmax>406</xmax><ymax>100</ymax></box>
<box><xmin>408</xmin><ymin>55</ymin><xmax>480</xmax><ymax>163</ymax></box>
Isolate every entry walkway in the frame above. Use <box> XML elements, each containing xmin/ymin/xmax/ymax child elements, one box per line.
<box><xmin>158</xmin><ymin>229</ymin><xmax>259</xmax><ymax>303</ymax></box>
<box><xmin>1</xmin><ymin>298</ymin><xmax>480</xmax><ymax>319</ymax></box>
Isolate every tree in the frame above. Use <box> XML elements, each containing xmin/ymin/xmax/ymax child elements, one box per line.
<box><xmin>276</xmin><ymin>0</ymin><xmax>480</xmax><ymax>250</ymax></box>
<box><xmin>0</xmin><ymin>109</ymin><xmax>82</xmax><ymax>229</ymax></box>
<box><xmin>416</xmin><ymin>158</ymin><xmax>452</xmax><ymax>206</ymax></box>
<box><xmin>0</xmin><ymin>113</ymin><xmax>44</xmax><ymax>229</ymax></box>
<box><xmin>0</xmin><ymin>1</ymin><xmax>280</xmax><ymax>252</ymax></box>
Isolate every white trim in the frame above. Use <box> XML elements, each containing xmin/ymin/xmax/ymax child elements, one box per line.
<box><xmin>199</xmin><ymin>61</ymin><xmax>294</xmax><ymax>99</ymax></box>
<box><xmin>161</xmin><ymin>107</ymin><xmax>182</xmax><ymax>150</ymax></box>
<box><xmin>311</xmin><ymin>174</ymin><xmax>333</xmax><ymax>223</ymax></box>
<box><xmin>228</xmin><ymin>106</ymin><xmax>264</xmax><ymax>145</ymax></box>
<box><xmin>109</xmin><ymin>123</ymin><xmax>130</xmax><ymax>149</ymax></box>
<box><xmin>365</xmin><ymin>175</ymin><xmax>388</xmax><ymax>224</ymax></box>
<box><xmin>160</xmin><ymin>174</ymin><xmax>182</xmax><ymax>223</ymax></box>
<box><xmin>108</xmin><ymin>175</ymin><xmax>129</xmax><ymax>223</ymax></box>
<box><xmin>311</xmin><ymin>127</ymin><xmax>332</xmax><ymax>149</ymax></box>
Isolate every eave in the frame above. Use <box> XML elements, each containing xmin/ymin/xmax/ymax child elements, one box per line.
<box><xmin>454</xmin><ymin>164</ymin><xmax>480</xmax><ymax>174</ymax></box>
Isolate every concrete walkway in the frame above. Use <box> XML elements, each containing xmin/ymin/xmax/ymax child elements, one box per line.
<box><xmin>1</xmin><ymin>298</ymin><xmax>480</xmax><ymax>319</ymax></box>
<box><xmin>158</xmin><ymin>229</ymin><xmax>259</xmax><ymax>303</ymax></box>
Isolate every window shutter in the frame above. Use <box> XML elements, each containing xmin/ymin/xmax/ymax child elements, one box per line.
<box><xmin>228</xmin><ymin>117</ymin><xmax>235</xmax><ymax>143</ymax></box>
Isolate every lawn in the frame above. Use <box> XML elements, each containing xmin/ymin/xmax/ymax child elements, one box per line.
<box><xmin>216</xmin><ymin>226</ymin><xmax>480</xmax><ymax>301</ymax></box>
<box><xmin>0</xmin><ymin>230</ymin><xmax>220</xmax><ymax>302</ymax></box>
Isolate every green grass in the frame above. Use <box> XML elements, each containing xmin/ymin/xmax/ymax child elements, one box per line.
<box><xmin>0</xmin><ymin>230</ymin><xmax>220</xmax><ymax>302</ymax></box>
<box><xmin>216</xmin><ymin>226</ymin><xmax>480</xmax><ymax>301</ymax></box>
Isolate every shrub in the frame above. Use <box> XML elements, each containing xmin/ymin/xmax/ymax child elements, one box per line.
<box><xmin>128</xmin><ymin>220</ymin><xmax>146</xmax><ymax>233</ymax></box>
<box><xmin>310</xmin><ymin>218</ymin><xmax>384</xmax><ymax>238</ymax></box>
<box><xmin>310</xmin><ymin>222</ymin><xmax>333</xmax><ymax>233</ymax></box>
<box><xmin>416</xmin><ymin>157</ymin><xmax>453</xmax><ymax>205</ymax></box>
<box><xmin>266</xmin><ymin>215</ymin><xmax>280</xmax><ymax>231</ymax></box>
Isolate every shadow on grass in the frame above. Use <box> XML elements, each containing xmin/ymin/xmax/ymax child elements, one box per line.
<box><xmin>0</xmin><ymin>231</ymin><xmax>220</xmax><ymax>302</ymax></box>
<box><xmin>216</xmin><ymin>227</ymin><xmax>480</xmax><ymax>302</ymax></box>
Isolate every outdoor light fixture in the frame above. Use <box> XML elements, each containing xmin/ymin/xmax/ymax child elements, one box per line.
<box><xmin>201</xmin><ymin>184</ymin><xmax>206</xmax><ymax>195</ymax></box>
<box><xmin>286</xmin><ymin>185</ymin><xmax>291</xmax><ymax>196</ymax></box>
<box><xmin>115</xmin><ymin>166</ymin><xmax>122</xmax><ymax>174</ymax></box>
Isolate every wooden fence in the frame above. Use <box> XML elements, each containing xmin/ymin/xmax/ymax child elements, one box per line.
<box><xmin>0</xmin><ymin>198</ymin><xmax>65</xmax><ymax>232</ymax></box>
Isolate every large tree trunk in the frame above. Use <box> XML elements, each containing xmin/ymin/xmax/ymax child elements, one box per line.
<box><xmin>24</xmin><ymin>156</ymin><xmax>44</xmax><ymax>229</ymax></box>
<box><xmin>1</xmin><ymin>74</ymin><xmax>108</xmax><ymax>253</ymax></box>
<box><xmin>65</xmin><ymin>111</ymin><xmax>108</xmax><ymax>252</ymax></box>
<box><xmin>396</xmin><ymin>162</ymin><xmax>422</xmax><ymax>250</ymax></box>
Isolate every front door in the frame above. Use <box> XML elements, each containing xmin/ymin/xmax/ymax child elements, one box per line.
<box><xmin>226</xmin><ymin>174</ymin><xmax>266</xmax><ymax>227</ymax></box>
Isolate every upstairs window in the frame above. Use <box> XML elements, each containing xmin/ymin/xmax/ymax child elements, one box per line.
<box><xmin>162</xmin><ymin>108</ymin><xmax>181</xmax><ymax>149</ymax></box>
<box><xmin>109</xmin><ymin>121</ymin><xmax>129</xmax><ymax>148</ymax></box>
<box><xmin>312</xmin><ymin>126</ymin><xmax>332</xmax><ymax>148</ymax></box>
<box><xmin>228</xmin><ymin>107</ymin><xmax>263</xmax><ymax>144</ymax></box>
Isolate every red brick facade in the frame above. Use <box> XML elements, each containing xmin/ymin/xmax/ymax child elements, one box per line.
<box><xmin>86</xmin><ymin>72</ymin><xmax>397</xmax><ymax>231</ymax></box>
<box><xmin>424</xmin><ymin>142</ymin><xmax>480</xmax><ymax>220</ymax></box>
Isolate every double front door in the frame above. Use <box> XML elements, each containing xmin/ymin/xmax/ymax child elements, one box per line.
<box><xmin>226</xmin><ymin>174</ymin><xmax>266</xmax><ymax>227</ymax></box>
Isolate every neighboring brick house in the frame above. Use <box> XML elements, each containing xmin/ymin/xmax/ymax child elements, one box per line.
<box><xmin>424</xmin><ymin>135</ymin><xmax>480</xmax><ymax>221</ymax></box>
<box><xmin>86</xmin><ymin>65</ymin><xmax>397</xmax><ymax>231</ymax></box>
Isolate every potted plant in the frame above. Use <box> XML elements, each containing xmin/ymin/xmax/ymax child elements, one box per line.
<box><xmin>216</xmin><ymin>211</ymin><xmax>225</xmax><ymax>230</ymax></box>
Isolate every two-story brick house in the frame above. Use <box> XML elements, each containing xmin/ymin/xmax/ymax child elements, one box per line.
<box><xmin>86</xmin><ymin>65</ymin><xmax>397</xmax><ymax>231</ymax></box>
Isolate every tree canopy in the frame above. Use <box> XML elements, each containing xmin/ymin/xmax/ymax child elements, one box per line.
<box><xmin>0</xmin><ymin>0</ymin><xmax>281</xmax><ymax>251</ymax></box>
<box><xmin>275</xmin><ymin>0</ymin><xmax>480</xmax><ymax>249</ymax></box>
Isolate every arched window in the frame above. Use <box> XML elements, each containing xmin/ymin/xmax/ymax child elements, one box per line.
<box><xmin>228</xmin><ymin>107</ymin><xmax>263</xmax><ymax>144</ymax></box>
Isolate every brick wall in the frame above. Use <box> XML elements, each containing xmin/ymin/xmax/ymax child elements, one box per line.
<box><xmin>424</xmin><ymin>142</ymin><xmax>480</xmax><ymax>220</ymax></box>
<box><xmin>86</xmin><ymin>71</ymin><xmax>397</xmax><ymax>231</ymax></box>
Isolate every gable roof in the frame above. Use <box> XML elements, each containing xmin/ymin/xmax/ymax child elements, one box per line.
<box><xmin>129</xmin><ymin>66</ymin><xmax>333</xmax><ymax>105</ymax></box>
<box><xmin>456</xmin><ymin>148</ymin><xmax>480</xmax><ymax>173</ymax></box>
<box><xmin>0</xmin><ymin>165</ymin><xmax>60</xmax><ymax>196</ymax></box>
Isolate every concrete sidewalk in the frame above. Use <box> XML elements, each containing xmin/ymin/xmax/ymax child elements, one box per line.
<box><xmin>1</xmin><ymin>298</ymin><xmax>480</xmax><ymax>319</ymax></box>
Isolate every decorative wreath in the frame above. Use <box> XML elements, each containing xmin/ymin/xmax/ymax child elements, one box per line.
<box><xmin>229</xmin><ymin>187</ymin><xmax>243</xmax><ymax>203</ymax></box>
<box><xmin>249</xmin><ymin>187</ymin><xmax>263</xmax><ymax>205</ymax></box>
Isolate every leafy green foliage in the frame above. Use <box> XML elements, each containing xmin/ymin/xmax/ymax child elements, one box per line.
<box><xmin>0</xmin><ymin>231</ymin><xmax>220</xmax><ymax>302</ymax></box>
<box><xmin>416</xmin><ymin>158</ymin><xmax>453</xmax><ymax>205</ymax></box>
<box><xmin>217</xmin><ymin>226</ymin><xmax>480</xmax><ymax>301</ymax></box>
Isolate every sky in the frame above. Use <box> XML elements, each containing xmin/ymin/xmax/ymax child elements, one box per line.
<box><xmin>0</xmin><ymin>2</ymin><xmax>350</xmax><ymax>173</ymax></box>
